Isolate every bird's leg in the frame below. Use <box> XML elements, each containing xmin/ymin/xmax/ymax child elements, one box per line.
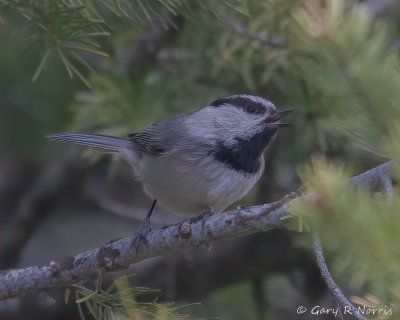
<box><xmin>201</xmin><ymin>207</ymin><xmax>215</xmax><ymax>235</ymax></box>
<box><xmin>198</xmin><ymin>208</ymin><xmax>215</xmax><ymax>250</ymax></box>
<box><xmin>130</xmin><ymin>199</ymin><xmax>157</xmax><ymax>252</ymax></box>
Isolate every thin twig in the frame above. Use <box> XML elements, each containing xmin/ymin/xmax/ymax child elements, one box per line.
<box><xmin>312</xmin><ymin>234</ymin><xmax>367</xmax><ymax>320</ymax></box>
<box><xmin>379</xmin><ymin>171</ymin><xmax>393</xmax><ymax>200</ymax></box>
<box><xmin>312</xmin><ymin>162</ymin><xmax>395</xmax><ymax>319</ymax></box>
<box><xmin>335</xmin><ymin>298</ymin><xmax>345</xmax><ymax>320</ymax></box>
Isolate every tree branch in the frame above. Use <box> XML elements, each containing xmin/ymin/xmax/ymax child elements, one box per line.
<box><xmin>378</xmin><ymin>171</ymin><xmax>393</xmax><ymax>200</ymax></box>
<box><xmin>312</xmin><ymin>234</ymin><xmax>367</xmax><ymax>320</ymax></box>
<box><xmin>0</xmin><ymin>161</ymin><xmax>393</xmax><ymax>300</ymax></box>
<box><xmin>311</xmin><ymin>161</ymin><xmax>395</xmax><ymax>320</ymax></box>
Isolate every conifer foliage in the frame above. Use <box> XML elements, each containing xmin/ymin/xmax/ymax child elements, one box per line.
<box><xmin>1</xmin><ymin>0</ymin><xmax>400</xmax><ymax>319</ymax></box>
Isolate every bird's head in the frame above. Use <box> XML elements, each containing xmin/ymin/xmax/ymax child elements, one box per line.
<box><xmin>190</xmin><ymin>94</ymin><xmax>293</xmax><ymax>173</ymax></box>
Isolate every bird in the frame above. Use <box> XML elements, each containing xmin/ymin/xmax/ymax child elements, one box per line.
<box><xmin>47</xmin><ymin>94</ymin><xmax>292</xmax><ymax>220</ymax></box>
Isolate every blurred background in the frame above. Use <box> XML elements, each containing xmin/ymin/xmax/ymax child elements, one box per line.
<box><xmin>1</xmin><ymin>0</ymin><xmax>400</xmax><ymax>319</ymax></box>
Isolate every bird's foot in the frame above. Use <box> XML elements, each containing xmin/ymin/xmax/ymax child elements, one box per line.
<box><xmin>194</xmin><ymin>207</ymin><xmax>215</xmax><ymax>222</ymax></box>
<box><xmin>201</xmin><ymin>208</ymin><xmax>215</xmax><ymax>250</ymax></box>
<box><xmin>192</xmin><ymin>207</ymin><xmax>215</xmax><ymax>238</ymax></box>
<box><xmin>130</xmin><ymin>200</ymin><xmax>156</xmax><ymax>253</ymax></box>
<box><xmin>203</xmin><ymin>207</ymin><xmax>215</xmax><ymax>224</ymax></box>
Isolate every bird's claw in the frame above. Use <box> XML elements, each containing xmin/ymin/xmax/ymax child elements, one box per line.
<box><xmin>191</xmin><ymin>207</ymin><xmax>215</xmax><ymax>238</ymax></box>
<box><xmin>194</xmin><ymin>207</ymin><xmax>215</xmax><ymax>222</ymax></box>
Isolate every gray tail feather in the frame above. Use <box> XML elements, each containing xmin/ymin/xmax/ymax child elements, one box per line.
<box><xmin>46</xmin><ymin>133</ymin><xmax>134</xmax><ymax>153</ymax></box>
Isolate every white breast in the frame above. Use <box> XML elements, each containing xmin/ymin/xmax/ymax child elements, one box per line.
<box><xmin>136</xmin><ymin>153</ymin><xmax>265</xmax><ymax>217</ymax></box>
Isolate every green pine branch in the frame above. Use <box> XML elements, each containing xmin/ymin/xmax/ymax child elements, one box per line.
<box><xmin>66</xmin><ymin>273</ymin><xmax>198</xmax><ymax>320</ymax></box>
<box><xmin>0</xmin><ymin>0</ymin><xmax>248</xmax><ymax>87</ymax></box>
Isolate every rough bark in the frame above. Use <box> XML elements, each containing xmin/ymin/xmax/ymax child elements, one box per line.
<box><xmin>0</xmin><ymin>161</ymin><xmax>393</xmax><ymax>300</ymax></box>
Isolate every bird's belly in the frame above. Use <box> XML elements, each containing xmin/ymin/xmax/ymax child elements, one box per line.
<box><xmin>138</xmin><ymin>155</ymin><xmax>264</xmax><ymax>217</ymax></box>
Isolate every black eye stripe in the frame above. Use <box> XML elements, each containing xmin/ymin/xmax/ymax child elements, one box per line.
<box><xmin>244</xmin><ymin>105</ymin><xmax>265</xmax><ymax>114</ymax></box>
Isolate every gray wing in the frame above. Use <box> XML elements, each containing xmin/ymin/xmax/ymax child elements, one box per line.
<box><xmin>128</xmin><ymin>129</ymin><xmax>166</xmax><ymax>156</ymax></box>
<box><xmin>128</xmin><ymin>114</ymin><xmax>188</xmax><ymax>157</ymax></box>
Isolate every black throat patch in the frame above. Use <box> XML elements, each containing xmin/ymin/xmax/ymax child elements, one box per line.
<box><xmin>213</xmin><ymin>127</ymin><xmax>278</xmax><ymax>174</ymax></box>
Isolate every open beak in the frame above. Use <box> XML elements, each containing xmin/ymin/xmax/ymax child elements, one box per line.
<box><xmin>264</xmin><ymin>109</ymin><xmax>294</xmax><ymax>127</ymax></box>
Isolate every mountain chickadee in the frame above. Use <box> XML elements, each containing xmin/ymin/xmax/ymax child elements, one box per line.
<box><xmin>48</xmin><ymin>94</ymin><xmax>292</xmax><ymax>218</ymax></box>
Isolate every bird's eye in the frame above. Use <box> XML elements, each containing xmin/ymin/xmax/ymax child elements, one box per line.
<box><xmin>245</xmin><ymin>105</ymin><xmax>256</xmax><ymax>113</ymax></box>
